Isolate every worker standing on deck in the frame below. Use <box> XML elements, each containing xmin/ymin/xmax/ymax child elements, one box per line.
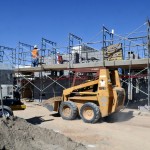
<box><xmin>56</xmin><ymin>52</ymin><xmax>63</xmax><ymax>64</ymax></box>
<box><xmin>31</xmin><ymin>45</ymin><xmax>39</xmax><ymax>67</ymax></box>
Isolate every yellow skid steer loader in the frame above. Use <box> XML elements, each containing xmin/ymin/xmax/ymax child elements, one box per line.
<box><xmin>49</xmin><ymin>68</ymin><xmax>125</xmax><ymax>123</ymax></box>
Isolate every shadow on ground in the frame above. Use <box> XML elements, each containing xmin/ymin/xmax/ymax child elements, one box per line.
<box><xmin>49</xmin><ymin>111</ymin><xmax>134</xmax><ymax>124</ymax></box>
<box><xmin>50</xmin><ymin>113</ymin><xmax>60</xmax><ymax>117</ymax></box>
<box><xmin>126</xmin><ymin>99</ymin><xmax>148</xmax><ymax>109</ymax></box>
<box><xmin>26</xmin><ymin>116</ymin><xmax>54</xmax><ymax>125</ymax></box>
<box><xmin>102</xmin><ymin>111</ymin><xmax>134</xmax><ymax>123</ymax></box>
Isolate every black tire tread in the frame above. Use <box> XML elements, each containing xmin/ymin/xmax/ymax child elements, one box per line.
<box><xmin>0</xmin><ymin>105</ymin><xmax>14</xmax><ymax>117</ymax></box>
<box><xmin>80</xmin><ymin>102</ymin><xmax>100</xmax><ymax>123</ymax></box>
<box><xmin>60</xmin><ymin>101</ymin><xmax>78</xmax><ymax>120</ymax></box>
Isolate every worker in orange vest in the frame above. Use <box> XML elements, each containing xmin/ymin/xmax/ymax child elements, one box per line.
<box><xmin>31</xmin><ymin>45</ymin><xmax>39</xmax><ymax>67</ymax></box>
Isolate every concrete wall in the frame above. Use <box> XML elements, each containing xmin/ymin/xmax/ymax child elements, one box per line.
<box><xmin>43</xmin><ymin>51</ymin><xmax>103</xmax><ymax>65</ymax></box>
<box><xmin>33</xmin><ymin>77</ymin><xmax>70</xmax><ymax>99</ymax></box>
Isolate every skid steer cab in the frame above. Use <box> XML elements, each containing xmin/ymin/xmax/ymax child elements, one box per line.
<box><xmin>50</xmin><ymin>68</ymin><xmax>125</xmax><ymax>123</ymax></box>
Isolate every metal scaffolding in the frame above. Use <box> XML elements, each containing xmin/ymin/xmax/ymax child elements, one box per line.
<box><xmin>0</xmin><ymin>20</ymin><xmax>147</xmax><ymax>111</ymax></box>
<box><xmin>68</xmin><ymin>33</ymin><xmax>82</xmax><ymax>63</ymax></box>
<box><xmin>147</xmin><ymin>19</ymin><xmax>150</xmax><ymax>110</ymax></box>
<box><xmin>18</xmin><ymin>42</ymin><xmax>33</xmax><ymax>66</ymax></box>
<box><xmin>0</xmin><ymin>46</ymin><xmax>16</xmax><ymax>66</ymax></box>
<box><xmin>41</xmin><ymin>38</ymin><xmax>57</xmax><ymax>64</ymax></box>
<box><xmin>101</xmin><ymin>21</ymin><xmax>150</xmax><ymax>111</ymax></box>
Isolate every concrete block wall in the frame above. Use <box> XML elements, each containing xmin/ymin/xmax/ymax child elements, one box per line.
<box><xmin>33</xmin><ymin>77</ymin><xmax>70</xmax><ymax>99</ymax></box>
<box><xmin>43</xmin><ymin>50</ymin><xmax>103</xmax><ymax>65</ymax></box>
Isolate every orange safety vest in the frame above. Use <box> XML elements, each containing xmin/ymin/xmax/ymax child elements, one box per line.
<box><xmin>32</xmin><ymin>49</ymin><xmax>39</xmax><ymax>58</ymax></box>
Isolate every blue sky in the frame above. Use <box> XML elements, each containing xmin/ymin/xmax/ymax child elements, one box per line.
<box><xmin>0</xmin><ymin>0</ymin><xmax>149</xmax><ymax>49</ymax></box>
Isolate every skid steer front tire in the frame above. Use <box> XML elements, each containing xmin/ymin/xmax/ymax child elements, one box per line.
<box><xmin>59</xmin><ymin>101</ymin><xmax>78</xmax><ymax>120</ymax></box>
<box><xmin>80</xmin><ymin>102</ymin><xmax>100</xmax><ymax>123</ymax></box>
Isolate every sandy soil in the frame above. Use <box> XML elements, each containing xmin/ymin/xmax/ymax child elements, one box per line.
<box><xmin>0</xmin><ymin>117</ymin><xmax>86</xmax><ymax>150</ymax></box>
<box><xmin>14</xmin><ymin>101</ymin><xmax>150</xmax><ymax>150</ymax></box>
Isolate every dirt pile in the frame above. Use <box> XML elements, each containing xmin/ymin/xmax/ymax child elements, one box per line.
<box><xmin>42</xmin><ymin>96</ymin><xmax>62</xmax><ymax>111</ymax></box>
<box><xmin>0</xmin><ymin>117</ymin><xmax>86</xmax><ymax>150</ymax></box>
<box><xmin>42</xmin><ymin>96</ymin><xmax>62</xmax><ymax>105</ymax></box>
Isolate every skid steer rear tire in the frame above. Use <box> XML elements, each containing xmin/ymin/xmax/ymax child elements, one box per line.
<box><xmin>80</xmin><ymin>102</ymin><xmax>100</xmax><ymax>123</ymax></box>
<box><xmin>0</xmin><ymin>106</ymin><xmax>14</xmax><ymax>118</ymax></box>
<box><xmin>59</xmin><ymin>101</ymin><xmax>78</xmax><ymax>120</ymax></box>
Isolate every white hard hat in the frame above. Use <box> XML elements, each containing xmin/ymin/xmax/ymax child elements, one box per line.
<box><xmin>57</xmin><ymin>52</ymin><xmax>60</xmax><ymax>54</ymax></box>
<box><xmin>34</xmin><ymin>45</ymin><xmax>38</xmax><ymax>48</ymax></box>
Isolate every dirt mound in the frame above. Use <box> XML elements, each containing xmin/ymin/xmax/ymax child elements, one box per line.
<box><xmin>0</xmin><ymin>117</ymin><xmax>86</xmax><ymax>150</ymax></box>
<box><xmin>42</xmin><ymin>96</ymin><xmax>62</xmax><ymax>105</ymax></box>
<box><xmin>42</xmin><ymin>96</ymin><xmax>62</xmax><ymax>111</ymax></box>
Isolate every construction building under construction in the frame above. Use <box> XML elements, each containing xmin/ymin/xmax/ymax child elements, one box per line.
<box><xmin>1</xmin><ymin>20</ymin><xmax>150</xmax><ymax>111</ymax></box>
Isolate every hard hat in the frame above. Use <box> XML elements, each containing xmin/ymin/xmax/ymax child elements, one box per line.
<box><xmin>34</xmin><ymin>45</ymin><xmax>38</xmax><ymax>49</ymax></box>
<box><xmin>57</xmin><ymin>52</ymin><xmax>60</xmax><ymax>54</ymax></box>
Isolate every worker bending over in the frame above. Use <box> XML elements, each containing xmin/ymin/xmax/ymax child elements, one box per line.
<box><xmin>56</xmin><ymin>52</ymin><xmax>63</xmax><ymax>64</ymax></box>
<box><xmin>31</xmin><ymin>45</ymin><xmax>39</xmax><ymax>67</ymax></box>
<box><xmin>56</xmin><ymin>52</ymin><xmax>64</xmax><ymax>76</ymax></box>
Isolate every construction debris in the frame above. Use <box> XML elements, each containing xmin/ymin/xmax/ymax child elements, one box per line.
<box><xmin>104</xmin><ymin>43</ymin><xmax>123</xmax><ymax>61</ymax></box>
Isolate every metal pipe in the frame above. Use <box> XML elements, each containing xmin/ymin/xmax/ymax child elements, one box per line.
<box><xmin>147</xmin><ymin>19</ymin><xmax>150</xmax><ymax>110</ymax></box>
<box><xmin>0</xmin><ymin>85</ymin><xmax>5</xmax><ymax>118</ymax></box>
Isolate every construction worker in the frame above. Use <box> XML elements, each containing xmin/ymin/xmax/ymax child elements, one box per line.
<box><xmin>31</xmin><ymin>45</ymin><xmax>39</xmax><ymax>67</ymax></box>
<box><xmin>56</xmin><ymin>52</ymin><xmax>63</xmax><ymax>64</ymax></box>
<box><xmin>56</xmin><ymin>52</ymin><xmax>64</xmax><ymax>76</ymax></box>
<box><xmin>13</xmin><ymin>85</ymin><xmax>21</xmax><ymax>102</ymax></box>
